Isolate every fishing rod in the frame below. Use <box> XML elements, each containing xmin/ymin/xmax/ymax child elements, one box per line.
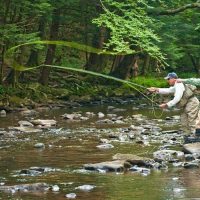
<box><xmin>6</xmin><ymin>41</ymin><xmax>163</xmax><ymax>116</ymax></box>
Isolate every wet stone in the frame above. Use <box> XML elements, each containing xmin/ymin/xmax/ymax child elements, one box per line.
<box><xmin>31</xmin><ymin>119</ymin><xmax>57</xmax><ymax>127</ymax></box>
<box><xmin>0</xmin><ymin>110</ymin><xmax>6</xmax><ymax>117</ymax></box>
<box><xmin>184</xmin><ymin>154</ymin><xmax>195</xmax><ymax>161</ymax></box>
<box><xmin>20</xmin><ymin>109</ymin><xmax>38</xmax><ymax>117</ymax></box>
<box><xmin>96</xmin><ymin>144</ymin><xmax>114</xmax><ymax>149</ymax></box>
<box><xmin>18</xmin><ymin>121</ymin><xmax>34</xmax><ymax>127</ymax></box>
<box><xmin>84</xmin><ymin>160</ymin><xmax>125</xmax><ymax>172</ymax></box>
<box><xmin>11</xmin><ymin>126</ymin><xmax>42</xmax><ymax>133</ymax></box>
<box><xmin>172</xmin><ymin>162</ymin><xmax>184</xmax><ymax>167</ymax></box>
<box><xmin>0</xmin><ymin>183</ymin><xmax>49</xmax><ymax>193</ymax></box>
<box><xmin>19</xmin><ymin>167</ymin><xmax>59</xmax><ymax>176</ymax></box>
<box><xmin>66</xmin><ymin>193</ymin><xmax>77</xmax><ymax>199</ymax></box>
<box><xmin>184</xmin><ymin>162</ymin><xmax>199</xmax><ymax>169</ymax></box>
<box><xmin>51</xmin><ymin>185</ymin><xmax>59</xmax><ymax>192</ymax></box>
<box><xmin>85</xmin><ymin>112</ymin><xmax>95</xmax><ymax>117</ymax></box>
<box><xmin>113</xmin><ymin>153</ymin><xmax>155</xmax><ymax>168</ymax></box>
<box><xmin>0</xmin><ymin>131</ymin><xmax>7</xmax><ymax>136</ymax></box>
<box><xmin>34</xmin><ymin>143</ymin><xmax>45</xmax><ymax>148</ymax></box>
<box><xmin>183</xmin><ymin>142</ymin><xmax>200</xmax><ymax>154</ymax></box>
<box><xmin>75</xmin><ymin>185</ymin><xmax>96</xmax><ymax>192</ymax></box>
<box><xmin>129</xmin><ymin>166</ymin><xmax>151</xmax><ymax>175</ymax></box>
<box><xmin>153</xmin><ymin>150</ymin><xmax>184</xmax><ymax>162</ymax></box>
<box><xmin>98</xmin><ymin>112</ymin><xmax>105</xmax><ymax>118</ymax></box>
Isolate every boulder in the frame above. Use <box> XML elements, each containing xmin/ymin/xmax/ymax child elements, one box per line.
<box><xmin>183</xmin><ymin>142</ymin><xmax>200</xmax><ymax>154</ymax></box>
<box><xmin>153</xmin><ymin>150</ymin><xmax>184</xmax><ymax>162</ymax></box>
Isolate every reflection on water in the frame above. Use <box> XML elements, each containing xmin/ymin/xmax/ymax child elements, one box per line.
<box><xmin>0</xmin><ymin>104</ymin><xmax>200</xmax><ymax>199</ymax></box>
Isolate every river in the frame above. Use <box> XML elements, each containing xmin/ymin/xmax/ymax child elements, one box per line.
<box><xmin>0</xmin><ymin>101</ymin><xmax>200</xmax><ymax>200</ymax></box>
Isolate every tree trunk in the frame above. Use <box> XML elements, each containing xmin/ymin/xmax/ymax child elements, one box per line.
<box><xmin>110</xmin><ymin>54</ymin><xmax>138</xmax><ymax>80</ymax></box>
<box><xmin>110</xmin><ymin>55</ymin><xmax>124</xmax><ymax>73</ymax></box>
<box><xmin>39</xmin><ymin>9</ymin><xmax>60</xmax><ymax>85</ymax></box>
<box><xmin>0</xmin><ymin>44</ymin><xmax>6</xmax><ymax>84</ymax></box>
<box><xmin>84</xmin><ymin>27</ymin><xmax>107</xmax><ymax>72</ymax></box>
<box><xmin>141</xmin><ymin>54</ymin><xmax>150</xmax><ymax>75</ymax></box>
<box><xmin>130</xmin><ymin>55</ymin><xmax>139</xmax><ymax>78</ymax></box>
<box><xmin>26</xmin><ymin>17</ymin><xmax>46</xmax><ymax>67</ymax></box>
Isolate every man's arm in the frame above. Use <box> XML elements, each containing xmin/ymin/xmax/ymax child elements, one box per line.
<box><xmin>166</xmin><ymin>83</ymin><xmax>185</xmax><ymax>108</ymax></box>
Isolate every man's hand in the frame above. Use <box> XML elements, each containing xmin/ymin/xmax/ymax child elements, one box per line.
<box><xmin>147</xmin><ymin>87</ymin><xmax>158</xmax><ymax>93</ymax></box>
<box><xmin>159</xmin><ymin>103</ymin><xmax>168</xmax><ymax>109</ymax></box>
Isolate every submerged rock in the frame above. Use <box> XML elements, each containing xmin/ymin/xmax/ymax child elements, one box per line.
<box><xmin>129</xmin><ymin>166</ymin><xmax>151</xmax><ymax>175</ymax></box>
<box><xmin>19</xmin><ymin>167</ymin><xmax>59</xmax><ymax>176</ymax></box>
<box><xmin>84</xmin><ymin>160</ymin><xmax>125</xmax><ymax>172</ymax></box>
<box><xmin>0</xmin><ymin>183</ymin><xmax>49</xmax><ymax>193</ymax></box>
<box><xmin>113</xmin><ymin>153</ymin><xmax>155</xmax><ymax>168</ymax></box>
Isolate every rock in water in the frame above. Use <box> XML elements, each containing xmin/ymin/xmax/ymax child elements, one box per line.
<box><xmin>183</xmin><ymin>142</ymin><xmax>200</xmax><ymax>154</ymax></box>
<box><xmin>65</xmin><ymin>193</ymin><xmax>77</xmax><ymax>199</ymax></box>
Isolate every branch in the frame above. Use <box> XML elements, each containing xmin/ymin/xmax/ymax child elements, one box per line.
<box><xmin>148</xmin><ymin>1</ymin><xmax>200</xmax><ymax>15</ymax></box>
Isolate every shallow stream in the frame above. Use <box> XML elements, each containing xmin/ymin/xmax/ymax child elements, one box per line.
<box><xmin>0</xmin><ymin>102</ymin><xmax>200</xmax><ymax>200</ymax></box>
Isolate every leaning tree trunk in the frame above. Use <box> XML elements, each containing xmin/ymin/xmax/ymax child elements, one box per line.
<box><xmin>110</xmin><ymin>54</ymin><xmax>138</xmax><ymax>80</ymax></box>
<box><xmin>38</xmin><ymin>9</ymin><xmax>60</xmax><ymax>85</ymax></box>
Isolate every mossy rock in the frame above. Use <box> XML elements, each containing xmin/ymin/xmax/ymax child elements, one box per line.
<box><xmin>9</xmin><ymin>96</ymin><xmax>29</xmax><ymax>106</ymax></box>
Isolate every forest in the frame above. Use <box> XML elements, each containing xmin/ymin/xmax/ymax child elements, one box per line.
<box><xmin>0</xmin><ymin>0</ymin><xmax>200</xmax><ymax>104</ymax></box>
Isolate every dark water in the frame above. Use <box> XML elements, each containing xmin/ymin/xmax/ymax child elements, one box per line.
<box><xmin>0</xmin><ymin>104</ymin><xmax>200</xmax><ymax>200</ymax></box>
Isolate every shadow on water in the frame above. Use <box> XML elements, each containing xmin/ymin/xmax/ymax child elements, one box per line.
<box><xmin>0</xmin><ymin>102</ymin><xmax>199</xmax><ymax>199</ymax></box>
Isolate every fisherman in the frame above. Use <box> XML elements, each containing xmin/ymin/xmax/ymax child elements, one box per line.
<box><xmin>147</xmin><ymin>72</ymin><xmax>200</xmax><ymax>143</ymax></box>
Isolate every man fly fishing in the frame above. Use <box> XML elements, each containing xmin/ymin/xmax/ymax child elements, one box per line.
<box><xmin>147</xmin><ymin>72</ymin><xmax>200</xmax><ymax>143</ymax></box>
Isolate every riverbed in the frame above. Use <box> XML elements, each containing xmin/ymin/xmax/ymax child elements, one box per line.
<box><xmin>0</xmin><ymin>100</ymin><xmax>200</xmax><ymax>200</ymax></box>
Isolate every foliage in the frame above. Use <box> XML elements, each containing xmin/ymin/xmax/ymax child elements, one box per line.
<box><xmin>131</xmin><ymin>76</ymin><xmax>168</xmax><ymax>88</ymax></box>
<box><xmin>93</xmin><ymin>0</ymin><xmax>166</xmax><ymax>65</ymax></box>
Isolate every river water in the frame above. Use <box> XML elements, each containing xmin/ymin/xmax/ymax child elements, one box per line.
<box><xmin>0</xmin><ymin>102</ymin><xmax>200</xmax><ymax>200</ymax></box>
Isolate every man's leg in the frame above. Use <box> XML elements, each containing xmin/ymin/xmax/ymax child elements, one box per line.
<box><xmin>180</xmin><ymin>112</ymin><xmax>190</xmax><ymax>135</ymax></box>
<box><xmin>185</xmin><ymin>97</ymin><xmax>200</xmax><ymax>135</ymax></box>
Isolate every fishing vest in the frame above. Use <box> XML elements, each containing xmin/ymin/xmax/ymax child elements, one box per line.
<box><xmin>176</xmin><ymin>83</ymin><xmax>197</xmax><ymax>108</ymax></box>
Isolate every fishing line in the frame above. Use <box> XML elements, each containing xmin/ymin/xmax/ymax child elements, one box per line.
<box><xmin>5</xmin><ymin>41</ymin><xmax>164</xmax><ymax>118</ymax></box>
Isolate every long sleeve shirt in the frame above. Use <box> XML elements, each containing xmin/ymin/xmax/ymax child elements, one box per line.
<box><xmin>158</xmin><ymin>82</ymin><xmax>185</xmax><ymax>108</ymax></box>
